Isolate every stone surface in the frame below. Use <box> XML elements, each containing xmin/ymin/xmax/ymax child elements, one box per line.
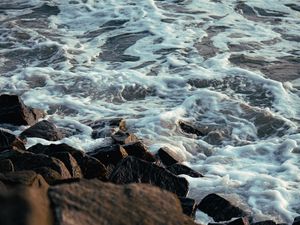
<box><xmin>48</xmin><ymin>179</ymin><xmax>196</xmax><ymax>225</ymax></box>
<box><xmin>111</xmin><ymin>131</ymin><xmax>138</xmax><ymax>144</ymax></box>
<box><xmin>88</xmin><ymin>144</ymin><xmax>128</xmax><ymax>166</ymax></box>
<box><xmin>0</xmin><ymin>159</ymin><xmax>14</xmax><ymax>173</ymax></box>
<box><xmin>167</xmin><ymin>163</ymin><xmax>203</xmax><ymax>178</ymax></box>
<box><xmin>0</xmin><ymin>94</ymin><xmax>45</xmax><ymax>126</ymax></box>
<box><xmin>292</xmin><ymin>216</ymin><xmax>300</xmax><ymax>225</ymax></box>
<box><xmin>198</xmin><ymin>193</ymin><xmax>247</xmax><ymax>222</ymax></box>
<box><xmin>109</xmin><ymin>156</ymin><xmax>189</xmax><ymax>197</ymax></box>
<box><xmin>179</xmin><ymin>197</ymin><xmax>197</xmax><ymax>218</ymax></box>
<box><xmin>157</xmin><ymin>147</ymin><xmax>180</xmax><ymax>166</ymax></box>
<box><xmin>0</xmin><ymin>129</ymin><xmax>25</xmax><ymax>151</ymax></box>
<box><xmin>122</xmin><ymin>142</ymin><xmax>156</xmax><ymax>162</ymax></box>
<box><xmin>20</xmin><ymin>120</ymin><xmax>65</xmax><ymax>141</ymax></box>
<box><xmin>251</xmin><ymin>221</ymin><xmax>276</xmax><ymax>225</ymax></box>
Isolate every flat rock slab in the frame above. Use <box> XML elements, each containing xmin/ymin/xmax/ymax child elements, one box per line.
<box><xmin>0</xmin><ymin>94</ymin><xmax>45</xmax><ymax>126</ymax></box>
<box><xmin>109</xmin><ymin>156</ymin><xmax>189</xmax><ymax>197</ymax></box>
<box><xmin>48</xmin><ymin>179</ymin><xmax>196</xmax><ymax>225</ymax></box>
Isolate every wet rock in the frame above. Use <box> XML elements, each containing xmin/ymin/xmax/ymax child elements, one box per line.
<box><xmin>84</xmin><ymin>118</ymin><xmax>126</xmax><ymax>139</ymax></box>
<box><xmin>25</xmin><ymin>4</ymin><xmax>60</xmax><ymax>18</ymax></box>
<box><xmin>0</xmin><ymin>159</ymin><xmax>14</xmax><ymax>173</ymax></box>
<box><xmin>0</xmin><ymin>129</ymin><xmax>25</xmax><ymax>151</ymax></box>
<box><xmin>111</xmin><ymin>131</ymin><xmax>138</xmax><ymax>144</ymax></box>
<box><xmin>292</xmin><ymin>216</ymin><xmax>300</xmax><ymax>225</ymax></box>
<box><xmin>100</xmin><ymin>31</ymin><xmax>151</xmax><ymax>62</ymax></box>
<box><xmin>88</xmin><ymin>144</ymin><xmax>128</xmax><ymax>166</ymax></box>
<box><xmin>121</xmin><ymin>84</ymin><xmax>155</xmax><ymax>101</ymax></box>
<box><xmin>48</xmin><ymin>179</ymin><xmax>196</xmax><ymax>225</ymax></box>
<box><xmin>20</xmin><ymin>120</ymin><xmax>65</xmax><ymax>141</ymax></box>
<box><xmin>27</xmin><ymin>143</ymin><xmax>107</xmax><ymax>179</ymax></box>
<box><xmin>0</xmin><ymin>150</ymin><xmax>71</xmax><ymax>184</ymax></box>
<box><xmin>0</xmin><ymin>171</ymin><xmax>46</xmax><ymax>188</ymax></box>
<box><xmin>50</xmin><ymin>152</ymin><xmax>82</xmax><ymax>178</ymax></box>
<box><xmin>0</xmin><ymin>94</ymin><xmax>45</xmax><ymax>126</ymax></box>
<box><xmin>167</xmin><ymin>163</ymin><xmax>203</xmax><ymax>178</ymax></box>
<box><xmin>0</xmin><ymin>172</ymin><xmax>52</xmax><ymax>225</ymax></box>
<box><xmin>157</xmin><ymin>147</ymin><xmax>180</xmax><ymax>166</ymax></box>
<box><xmin>285</xmin><ymin>4</ymin><xmax>300</xmax><ymax>12</ymax></box>
<box><xmin>179</xmin><ymin>120</ymin><xmax>205</xmax><ymax>136</ymax></box>
<box><xmin>110</xmin><ymin>156</ymin><xmax>189</xmax><ymax>197</ymax></box>
<box><xmin>198</xmin><ymin>193</ymin><xmax>248</xmax><ymax>222</ymax></box>
<box><xmin>209</xmin><ymin>217</ymin><xmax>250</xmax><ymax>225</ymax></box>
<box><xmin>122</xmin><ymin>142</ymin><xmax>156</xmax><ymax>162</ymax></box>
<box><xmin>178</xmin><ymin>197</ymin><xmax>197</xmax><ymax>218</ymax></box>
<box><xmin>251</xmin><ymin>221</ymin><xmax>276</xmax><ymax>225</ymax></box>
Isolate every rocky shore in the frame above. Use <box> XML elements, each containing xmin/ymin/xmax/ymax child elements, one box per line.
<box><xmin>0</xmin><ymin>94</ymin><xmax>299</xmax><ymax>225</ymax></box>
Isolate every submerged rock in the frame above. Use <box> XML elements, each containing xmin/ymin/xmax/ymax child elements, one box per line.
<box><xmin>198</xmin><ymin>193</ymin><xmax>248</xmax><ymax>222</ymax></box>
<box><xmin>20</xmin><ymin>120</ymin><xmax>65</xmax><ymax>141</ymax></box>
<box><xmin>48</xmin><ymin>179</ymin><xmax>196</xmax><ymax>225</ymax></box>
<box><xmin>0</xmin><ymin>94</ymin><xmax>45</xmax><ymax>126</ymax></box>
<box><xmin>109</xmin><ymin>156</ymin><xmax>189</xmax><ymax>197</ymax></box>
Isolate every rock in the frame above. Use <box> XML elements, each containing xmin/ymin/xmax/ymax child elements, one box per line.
<box><xmin>0</xmin><ymin>129</ymin><xmax>25</xmax><ymax>151</ymax></box>
<box><xmin>0</xmin><ymin>172</ymin><xmax>52</xmax><ymax>225</ymax></box>
<box><xmin>0</xmin><ymin>150</ymin><xmax>71</xmax><ymax>184</ymax></box>
<box><xmin>178</xmin><ymin>197</ymin><xmax>197</xmax><ymax>218</ymax></box>
<box><xmin>111</xmin><ymin>131</ymin><xmax>138</xmax><ymax>144</ymax></box>
<box><xmin>0</xmin><ymin>159</ymin><xmax>14</xmax><ymax>173</ymax></box>
<box><xmin>209</xmin><ymin>218</ymin><xmax>250</xmax><ymax>225</ymax></box>
<box><xmin>0</xmin><ymin>94</ymin><xmax>45</xmax><ymax>126</ymax></box>
<box><xmin>27</xmin><ymin>143</ymin><xmax>107</xmax><ymax>179</ymax></box>
<box><xmin>49</xmin><ymin>152</ymin><xmax>82</xmax><ymax>178</ymax></box>
<box><xmin>88</xmin><ymin>144</ymin><xmax>128</xmax><ymax>166</ymax></box>
<box><xmin>110</xmin><ymin>156</ymin><xmax>189</xmax><ymax>197</ymax></box>
<box><xmin>167</xmin><ymin>163</ymin><xmax>203</xmax><ymax>178</ymax></box>
<box><xmin>293</xmin><ymin>216</ymin><xmax>300</xmax><ymax>225</ymax></box>
<box><xmin>251</xmin><ymin>221</ymin><xmax>276</xmax><ymax>225</ymax></box>
<box><xmin>48</xmin><ymin>179</ymin><xmax>196</xmax><ymax>225</ymax></box>
<box><xmin>84</xmin><ymin>118</ymin><xmax>126</xmax><ymax>139</ymax></box>
<box><xmin>198</xmin><ymin>193</ymin><xmax>247</xmax><ymax>222</ymax></box>
<box><xmin>20</xmin><ymin>120</ymin><xmax>65</xmax><ymax>141</ymax></box>
<box><xmin>122</xmin><ymin>142</ymin><xmax>156</xmax><ymax>162</ymax></box>
<box><xmin>179</xmin><ymin>120</ymin><xmax>205</xmax><ymax>136</ymax></box>
<box><xmin>157</xmin><ymin>147</ymin><xmax>180</xmax><ymax>166</ymax></box>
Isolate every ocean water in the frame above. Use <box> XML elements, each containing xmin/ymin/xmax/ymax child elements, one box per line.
<box><xmin>0</xmin><ymin>0</ymin><xmax>300</xmax><ymax>223</ymax></box>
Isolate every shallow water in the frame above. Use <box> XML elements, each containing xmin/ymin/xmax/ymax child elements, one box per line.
<box><xmin>0</xmin><ymin>0</ymin><xmax>300</xmax><ymax>223</ymax></box>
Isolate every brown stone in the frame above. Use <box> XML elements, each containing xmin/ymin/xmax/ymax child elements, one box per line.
<box><xmin>0</xmin><ymin>129</ymin><xmax>25</xmax><ymax>151</ymax></box>
<box><xmin>48</xmin><ymin>179</ymin><xmax>196</xmax><ymax>225</ymax></box>
<box><xmin>110</xmin><ymin>156</ymin><xmax>189</xmax><ymax>197</ymax></box>
<box><xmin>167</xmin><ymin>163</ymin><xmax>203</xmax><ymax>178</ymax></box>
<box><xmin>111</xmin><ymin>131</ymin><xmax>138</xmax><ymax>144</ymax></box>
<box><xmin>122</xmin><ymin>142</ymin><xmax>156</xmax><ymax>162</ymax></box>
<box><xmin>0</xmin><ymin>94</ymin><xmax>45</xmax><ymax>126</ymax></box>
<box><xmin>157</xmin><ymin>147</ymin><xmax>180</xmax><ymax>166</ymax></box>
<box><xmin>20</xmin><ymin>120</ymin><xmax>65</xmax><ymax>141</ymax></box>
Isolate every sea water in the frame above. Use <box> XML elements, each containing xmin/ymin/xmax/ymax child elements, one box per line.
<box><xmin>0</xmin><ymin>0</ymin><xmax>300</xmax><ymax>223</ymax></box>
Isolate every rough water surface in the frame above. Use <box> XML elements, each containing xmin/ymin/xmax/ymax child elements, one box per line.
<box><xmin>0</xmin><ymin>0</ymin><xmax>300</xmax><ymax>223</ymax></box>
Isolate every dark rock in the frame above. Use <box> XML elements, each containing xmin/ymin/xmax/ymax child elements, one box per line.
<box><xmin>84</xmin><ymin>118</ymin><xmax>126</xmax><ymax>139</ymax></box>
<box><xmin>0</xmin><ymin>172</ymin><xmax>52</xmax><ymax>225</ymax></box>
<box><xmin>111</xmin><ymin>131</ymin><xmax>138</xmax><ymax>144</ymax></box>
<box><xmin>48</xmin><ymin>179</ymin><xmax>196</xmax><ymax>225</ymax></box>
<box><xmin>27</xmin><ymin>143</ymin><xmax>107</xmax><ymax>179</ymax></box>
<box><xmin>285</xmin><ymin>4</ymin><xmax>300</xmax><ymax>12</ymax></box>
<box><xmin>178</xmin><ymin>197</ymin><xmax>197</xmax><ymax>218</ymax></box>
<box><xmin>20</xmin><ymin>120</ymin><xmax>65</xmax><ymax>141</ymax></box>
<box><xmin>198</xmin><ymin>193</ymin><xmax>247</xmax><ymax>222</ymax></box>
<box><xmin>0</xmin><ymin>159</ymin><xmax>14</xmax><ymax>173</ymax></box>
<box><xmin>0</xmin><ymin>171</ymin><xmax>47</xmax><ymax>188</ymax></box>
<box><xmin>50</xmin><ymin>152</ymin><xmax>82</xmax><ymax>178</ymax></box>
<box><xmin>109</xmin><ymin>156</ymin><xmax>189</xmax><ymax>197</ymax></box>
<box><xmin>251</xmin><ymin>221</ymin><xmax>276</xmax><ymax>225</ymax></box>
<box><xmin>88</xmin><ymin>144</ymin><xmax>128</xmax><ymax>166</ymax></box>
<box><xmin>0</xmin><ymin>94</ymin><xmax>45</xmax><ymax>126</ymax></box>
<box><xmin>122</xmin><ymin>142</ymin><xmax>156</xmax><ymax>162</ymax></box>
<box><xmin>157</xmin><ymin>147</ymin><xmax>179</xmax><ymax>166</ymax></box>
<box><xmin>167</xmin><ymin>163</ymin><xmax>203</xmax><ymax>178</ymax></box>
<box><xmin>0</xmin><ymin>150</ymin><xmax>71</xmax><ymax>184</ymax></box>
<box><xmin>179</xmin><ymin>120</ymin><xmax>205</xmax><ymax>136</ymax></box>
<box><xmin>228</xmin><ymin>218</ymin><xmax>250</xmax><ymax>225</ymax></box>
<box><xmin>293</xmin><ymin>216</ymin><xmax>300</xmax><ymax>225</ymax></box>
<box><xmin>0</xmin><ymin>129</ymin><xmax>25</xmax><ymax>151</ymax></box>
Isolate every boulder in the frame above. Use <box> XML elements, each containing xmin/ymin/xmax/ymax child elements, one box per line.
<box><xmin>109</xmin><ymin>156</ymin><xmax>189</xmax><ymax>197</ymax></box>
<box><xmin>167</xmin><ymin>163</ymin><xmax>203</xmax><ymax>178</ymax></box>
<box><xmin>0</xmin><ymin>129</ymin><xmax>25</xmax><ymax>151</ymax></box>
<box><xmin>179</xmin><ymin>120</ymin><xmax>205</xmax><ymax>136</ymax></box>
<box><xmin>0</xmin><ymin>171</ymin><xmax>46</xmax><ymax>188</ymax></box>
<box><xmin>0</xmin><ymin>159</ymin><xmax>14</xmax><ymax>173</ymax></box>
<box><xmin>251</xmin><ymin>221</ymin><xmax>276</xmax><ymax>225</ymax></box>
<box><xmin>293</xmin><ymin>217</ymin><xmax>300</xmax><ymax>225</ymax></box>
<box><xmin>0</xmin><ymin>94</ymin><xmax>45</xmax><ymax>126</ymax></box>
<box><xmin>209</xmin><ymin>218</ymin><xmax>250</xmax><ymax>225</ymax></box>
<box><xmin>20</xmin><ymin>120</ymin><xmax>65</xmax><ymax>141</ymax></box>
<box><xmin>198</xmin><ymin>193</ymin><xmax>248</xmax><ymax>222</ymax></box>
<box><xmin>178</xmin><ymin>197</ymin><xmax>197</xmax><ymax>218</ymax></box>
<box><xmin>111</xmin><ymin>131</ymin><xmax>138</xmax><ymax>144</ymax></box>
<box><xmin>27</xmin><ymin>143</ymin><xmax>107</xmax><ymax>179</ymax></box>
<box><xmin>157</xmin><ymin>147</ymin><xmax>180</xmax><ymax>166</ymax></box>
<box><xmin>88</xmin><ymin>144</ymin><xmax>128</xmax><ymax>166</ymax></box>
<box><xmin>122</xmin><ymin>142</ymin><xmax>156</xmax><ymax>162</ymax></box>
<box><xmin>48</xmin><ymin>179</ymin><xmax>196</xmax><ymax>225</ymax></box>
